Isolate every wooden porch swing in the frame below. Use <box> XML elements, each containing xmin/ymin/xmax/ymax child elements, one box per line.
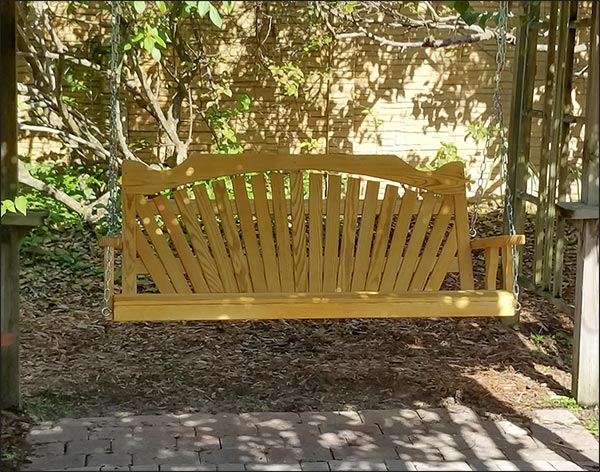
<box><xmin>99</xmin><ymin>1</ymin><xmax>524</xmax><ymax>322</ymax></box>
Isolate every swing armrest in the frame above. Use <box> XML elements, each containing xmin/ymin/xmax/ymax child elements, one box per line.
<box><xmin>99</xmin><ymin>235</ymin><xmax>123</xmax><ymax>251</ymax></box>
<box><xmin>470</xmin><ymin>235</ymin><xmax>525</xmax><ymax>250</ymax></box>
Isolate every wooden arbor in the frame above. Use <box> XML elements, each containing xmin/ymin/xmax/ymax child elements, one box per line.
<box><xmin>508</xmin><ymin>1</ymin><xmax>598</xmax><ymax>406</ymax></box>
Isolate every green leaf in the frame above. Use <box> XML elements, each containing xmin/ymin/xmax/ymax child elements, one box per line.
<box><xmin>452</xmin><ymin>0</ymin><xmax>470</xmax><ymax>15</ymax></box>
<box><xmin>14</xmin><ymin>196</ymin><xmax>27</xmax><ymax>215</ymax></box>
<box><xmin>209</xmin><ymin>4</ymin><xmax>222</xmax><ymax>28</ymax></box>
<box><xmin>223</xmin><ymin>1</ymin><xmax>233</xmax><ymax>13</ymax></box>
<box><xmin>151</xmin><ymin>46</ymin><xmax>162</xmax><ymax>61</ymax></box>
<box><xmin>461</xmin><ymin>11</ymin><xmax>479</xmax><ymax>26</ymax></box>
<box><xmin>131</xmin><ymin>32</ymin><xmax>144</xmax><ymax>43</ymax></box>
<box><xmin>2</xmin><ymin>200</ymin><xmax>16</xmax><ymax>215</ymax></box>
<box><xmin>123</xmin><ymin>42</ymin><xmax>132</xmax><ymax>51</ymax></box>
<box><xmin>133</xmin><ymin>1</ymin><xmax>146</xmax><ymax>14</ymax></box>
<box><xmin>156</xmin><ymin>0</ymin><xmax>167</xmax><ymax>13</ymax></box>
<box><xmin>197</xmin><ymin>1</ymin><xmax>210</xmax><ymax>16</ymax></box>
<box><xmin>154</xmin><ymin>34</ymin><xmax>166</xmax><ymax>48</ymax></box>
<box><xmin>144</xmin><ymin>36</ymin><xmax>155</xmax><ymax>53</ymax></box>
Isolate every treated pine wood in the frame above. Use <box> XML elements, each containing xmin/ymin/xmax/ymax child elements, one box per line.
<box><xmin>122</xmin><ymin>154</ymin><xmax>468</xmax><ymax>195</ymax></box>
<box><xmin>380</xmin><ymin>189</ymin><xmax>418</xmax><ymax>291</ymax></box>
<box><xmin>112</xmin><ymin>290</ymin><xmax>516</xmax><ymax>321</ymax></box>
<box><xmin>231</xmin><ymin>177</ymin><xmax>267</xmax><ymax>292</ymax></box>
<box><xmin>251</xmin><ymin>175</ymin><xmax>281</xmax><ymax>292</ymax></box>
<box><xmin>453</xmin><ymin>192</ymin><xmax>475</xmax><ymax>290</ymax></box>
<box><xmin>323</xmin><ymin>174</ymin><xmax>342</xmax><ymax>291</ymax></box>
<box><xmin>410</xmin><ymin>195</ymin><xmax>454</xmax><ymax>291</ymax></box>
<box><xmin>173</xmin><ymin>189</ymin><xmax>224</xmax><ymax>292</ymax></box>
<box><xmin>470</xmin><ymin>235</ymin><xmax>526</xmax><ymax>249</ymax></box>
<box><xmin>365</xmin><ymin>185</ymin><xmax>398</xmax><ymax>291</ymax></box>
<box><xmin>308</xmin><ymin>173</ymin><xmax>324</xmax><ymax>292</ymax></box>
<box><xmin>395</xmin><ymin>192</ymin><xmax>437</xmax><ymax>292</ymax></box>
<box><xmin>271</xmin><ymin>173</ymin><xmax>295</xmax><ymax>291</ymax></box>
<box><xmin>136</xmin><ymin>197</ymin><xmax>191</xmax><ymax>293</ymax></box>
<box><xmin>337</xmin><ymin>177</ymin><xmax>360</xmax><ymax>291</ymax></box>
<box><xmin>193</xmin><ymin>183</ymin><xmax>238</xmax><ymax>292</ymax></box>
<box><xmin>154</xmin><ymin>195</ymin><xmax>209</xmax><ymax>293</ymax></box>
<box><xmin>121</xmin><ymin>193</ymin><xmax>138</xmax><ymax>295</ymax></box>
<box><xmin>213</xmin><ymin>180</ymin><xmax>252</xmax><ymax>292</ymax></box>
<box><xmin>351</xmin><ymin>180</ymin><xmax>380</xmax><ymax>291</ymax></box>
<box><xmin>501</xmin><ymin>246</ymin><xmax>515</xmax><ymax>291</ymax></box>
<box><xmin>425</xmin><ymin>226</ymin><xmax>458</xmax><ymax>291</ymax></box>
<box><xmin>485</xmin><ymin>247</ymin><xmax>500</xmax><ymax>290</ymax></box>
<box><xmin>290</xmin><ymin>171</ymin><xmax>308</xmax><ymax>291</ymax></box>
<box><xmin>99</xmin><ymin>235</ymin><xmax>123</xmax><ymax>250</ymax></box>
<box><xmin>136</xmin><ymin>227</ymin><xmax>176</xmax><ymax>293</ymax></box>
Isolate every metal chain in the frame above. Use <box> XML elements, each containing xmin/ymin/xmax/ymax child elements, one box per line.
<box><xmin>102</xmin><ymin>1</ymin><xmax>121</xmax><ymax>318</ymax></box>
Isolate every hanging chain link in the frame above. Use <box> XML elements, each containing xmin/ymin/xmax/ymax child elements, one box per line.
<box><xmin>102</xmin><ymin>1</ymin><xmax>121</xmax><ymax>318</ymax></box>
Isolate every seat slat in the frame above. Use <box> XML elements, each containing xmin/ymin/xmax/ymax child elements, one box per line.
<box><xmin>154</xmin><ymin>194</ymin><xmax>209</xmax><ymax>293</ymax></box>
<box><xmin>323</xmin><ymin>174</ymin><xmax>342</xmax><ymax>291</ymax></box>
<box><xmin>193</xmin><ymin>184</ymin><xmax>239</xmax><ymax>292</ymax></box>
<box><xmin>135</xmin><ymin>227</ymin><xmax>176</xmax><ymax>293</ymax></box>
<box><xmin>251</xmin><ymin>174</ymin><xmax>281</xmax><ymax>292</ymax></box>
<box><xmin>308</xmin><ymin>173</ymin><xmax>323</xmax><ymax>292</ymax></box>
<box><xmin>365</xmin><ymin>184</ymin><xmax>399</xmax><ymax>291</ymax></box>
<box><xmin>337</xmin><ymin>177</ymin><xmax>360</xmax><ymax>292</ymax></box>
<box><xmin>232</xmin><ymin>176</ymin><xmax>267</xmax><ymax>293</ymax></box>
<box><xmin>351</xmin><ymin>180</ymin><xmax>380</xmax><ymax>291</ymax></box>
<box><xmin>271</xmin><ymin>173</ymin><xmax>295</xmax><ymax>291</ymax></box>
<box><xmin>409</xmin><ymin>195</ymin><xmax>455</xmax><ymax>291</ymax></box>
<box><xmin>173</xmin><ymin>189</ymin><xmax>224</xmax><ymax>293</ymax></box>
<box><xmin>136</xmin><ymin>197</ymin><xmax>192</xmax><ymax>293</ymax></box>
<box><xmin>290</xmin><ymin>171</ymin><xmax>308</xmax><ymax>291</ymax></box>
<box><xmin>425</xmin><ymin>226</ymin><xmax>458</xmax><ymax>291</ymax></box>
<box><xmin>213</xmin><ymin>180</ymin><xmax>253</xmax><ymax>293</ymax></box>
<box><xmin>453</xmin><ymin>193</ymin><xmax>475</xmax><ymax>289</ymax></box>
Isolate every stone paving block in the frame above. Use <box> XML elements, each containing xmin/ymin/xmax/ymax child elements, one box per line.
<box><xmin>384</xmin><ymin>460</ymin><xmax>418</xmax><ymax>471</ymax></box>
<box><xmin>246</xmin><ymin>463</ymin><xmax>302</xmax><ymax>471</ymax></box>
<box><xmin>331</xmin><ymin>446</ymin><xmax>399</xmax><ymax>461</ymax></box>
<box><xmin>112</xmin><ymin>436</ymin><xmax>177</xmax><ymax>453</ymax></box>
<box><xmin>300</xmin><ymin>411</ymin><xmax>362</xmax><ymax>426</ymax></box>
<box><xmin>22</xmin><ymin>454</ymin><xmax>86</xmax><ymax>471</ymax></box>
<box><xmin>239</xmin><ymin>412</ymin><xmax>302</xmax><ymax>430</ymax></box>
<box><xmin>320</xmin><ymin>424</ymin><xmax>383</xmax><ymax>446</ymax></box>
<box><xmin>89</xmin><ymin>427</ymin><xmax>135</xmax><ymax>440</ymax></box>
<box><xmin>67</xmin><ymin>439</ymin><xmax>112</xmax><ymax>454</ymax></box>
<box><xmin>445</xmin><ymin>406</ymin><xmax>480</xmax><ymax>426</ymax></box>
<box><xmin>300</xmin><ymin>462</ymin><xmax>331</xmax><ymax>471</ymax></box>
<box><xmin>266</xmin><ymin>446</ymin><xmax>333</xmax><ymax>463</ymax></box>
<box><xmin>565</xmin><ymin>448</ymin><xmax>600</xmax><ymax>465</ymax></box>
<box><xmin>494</xmin><ymin>420</ymin><xmax>530</xmax><ymax>437</ymax></box>
<box><xmin>529</xmin><ymin>423</ymin><xmax>599</xmax><ymax>451</ymax></box>
<box><xmin>27</xmin><ymin>441</ymin><xmax>65</xmax><ymax>457</ymax></box>
<box><xmin>159</xmin><ymin>465</ymin><xmax>216</xmax><ymax>471</ymax></box>
<box><xmin>438</xmin><ymin>445</ymin><xmax>506</xmax><ymax>461</ymax></box>
<box><xmin>394</xmin><ymin>446</ymin><xmax>442</xmax><ymax>461</ymax></box>
<box><xmin>116</xmin><ymin>415</ymin><xmax>181</xmax><ymax>427</ymax></box>
<box><xmin>87</xmin><ymin>453</ymin><xmax>133</xmax><ymax>467</ymax></box>
<box><xmin>501</xmin><ymin>447</ymin><xmax>567</xmax><ymax>462</ymax></box>
<box><xmin>58</xmin><ymin>417</ymin><xmax>120</xmax><ymax>428</ymax></box>
<box><xmin>215</xmin><ymin>464</ymin><xmax>246</xmax><ymax>471</ymax></box>
<box><xmin>97</xmin><ymin>466</ymin><xmax>130</xmax><ymax>471</ymax></box>
<box><xmin>415</xmin><ymin>409</ymin><xmax>450</xmax><ymax>424</ymax></box>
<box><xmin>547</xmin><ymin>460</ymin><xmax>585</xmax><ymax>471</ymax></box>
<box><xmin>409</xmin><ymin>432</ymin><xmax>475</xmax><ymax>450</ymax></box>
<box><xmin>531</xmin><ymin>409</ymin><xmax>580</xmax><ymax>426</ymax></box>
<box><xmin>502</xmin><ymin>459</ymin><xmax>556</xmax><ymax>471</ymax></box>
<box><xmin>220</xmin><ymin>434</ymin><xmax>285</xmax><ymax>450</ymax></box>
<box><xmin>51</xmin><ymin>468</ymin><xmax>100</xmax><ymax>471</ymax></box>
<box><xmin>129</xmin><ymin>466</ymin><xmax>160</xmax><ymax>471</ymax></box>
<box><xmin>359</xmin><ymin>410</ymin><xmax>422</xmax><ymax>429</ymax></box>
<box><xmin>271</xmin><ymin>425</ymin><xmax>322</xmax><ymax>447</ymax></box>
<box><xmin>133</xmin><ymin>426</ymin><xmax>196</xmax><ymax>438</ymax></box>
<box><xmin>28</xmin><ymin>425</ymin><xmax>89</xmax><ymax>443</ymax></box>
<box><xmin>411</xmin><ymin>460</ymin><xmax>472</xmax><ymax>471</ymax></box>
<box><xmin>201</xmin><ymin>448</ymin><xmax>267</xmax><ymax>464</ymax></box>
<box><xmin>176</xmin><ymin>434</ymin><xmax>221</xmax><ymax>451</ymax></box>
<box><xmin>132</xmin><ymin>449</ymin><xmax>199</xmax><ymax>465</ymax></box>
<box><xmin>328</xmin><ymin>460</ymin><xmax>388</xmax><ymax>470</ymax></box>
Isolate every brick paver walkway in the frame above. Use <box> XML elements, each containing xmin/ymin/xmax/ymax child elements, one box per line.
<box><xmin>23</xmin><ymin>406</ymin><xmax>599</xmax><ymax>471</ymax></box>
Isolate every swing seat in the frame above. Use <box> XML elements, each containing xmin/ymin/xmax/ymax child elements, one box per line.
<box><xmin>101</xmin><ymin>154</ymin><xmax>524</xmax><ymax>322</ymax></box>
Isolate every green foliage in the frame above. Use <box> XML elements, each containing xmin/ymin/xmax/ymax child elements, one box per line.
<box><xmin>268</xmin><ymin>63</ymin><xmax>305</xmax><ymax>98</ymax></box>
<box><xmin>529</xmin><ymin>332</ymin><xmax>547</xmax><ymax>345</ymax></box>
<box><xmin>424</xmin><ymin>142</ymin><xmax>465</xmax><ymax>170</ymax></box>
<box><xmin>540</xmin><ymin>395</ymin><xmax>582</xmax><ymax>412</ymax></box>
<box><xmin>582</xmin><ymin>414</ymin><xmax>599</xmax><ymax>437</ymax></box>
<box><xmin>446</xmin><ymin>1</ymin><xmax>500</xmax><ymax>29</ymax></box>
<box><xmin>207</xmin><ymin>94</ymin><xmax>253</xmax><ymax>154</ymax></box>
<box><xmin>1</xmin><ymin>196</ymin><xmax>27</xmax><ymax>217</ymax></box>
<box><xmin>299</xmin><ymin>138</ymin><xmax>321</xmax><ymax>153</ymax></box>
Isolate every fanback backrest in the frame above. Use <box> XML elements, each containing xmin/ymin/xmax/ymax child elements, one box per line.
<box><xmin>120</xmin><ymin>154</ymin><xmax>474</xmax><ymax>295</ymax></box>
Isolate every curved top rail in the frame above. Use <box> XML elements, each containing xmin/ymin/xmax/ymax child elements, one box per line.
<box><xmin>122</xmin><ymin>153</ymin><xmax>468</xmax><ymax>195</ymax></box>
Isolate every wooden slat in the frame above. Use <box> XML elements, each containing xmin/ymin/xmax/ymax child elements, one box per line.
<box><xmin>113</xmin><ymin>290</ymin><xmax>516</xmax><ymax>321</ymax></box>
<box><xmin>121</xmin><ymin>193</ymin><xmax>137</xmax><ymax>294</ymax></box>
<box><xmin>365</xmin><ymin>184</ymin><xmax>399</xmax><ymax>291</ymax></box>
<box><xmin>379</xmin><ymin>189</ymin><xmax>418</xmax><ymax>292</ymax></box>
<box><xmin>470</xmin><ymin>235</ymin><xmax>526</xmax><ymax>249</ymax></box>
<box><xmin>409</xmin><ymin>195</ymin><xmax>454</xmax><ymax>291</ymax></box>
<box><xmin>485</xmin><ymin>247</ymin><xmax>499</xmax><ymax>290</ymax></box>
<box><xmin>337</xmin><ymin>177</ymin><xmax>360</xmax><ymax>292</ymax></box>
<box><xmin>251</xmin><ymin>175</ymin><xmax>281</xmax><ymax>292</ymax></box>
<box><xmin>453</xmin><ymin>193</ymin><xmax>475</xmax><ymax>289</ymax></box>
<box><xmin>290</xmin><ymin>171</ymin><xmax>308</xmax><ymax>291</ymax></box>
<box><xmin>122</xmin><ymin>154</ymin><xmax>468</xmax><ymax>195</ymax></box>
<box><xmin>351</xmin><ymin>180</ymin><xmax>380</xmax><ymax>291</ymax></box>
<box><xmin>154</xmin><ymin>195</ymin><xmax>209</xmax><ymax>293</ymax></box>
<box><xmin>425</xmin><ymin>226</ymin><xmax>458</xmax><ymax>291</ymax></box>
<box><xmin>308</xmin><ymin>173</ymin><xmax>323</xmax><ymax>292</ymax></box>
<box><xmin>271</xmin><ymin>173</ymin><xmax>295</xmax><ymax>291</ymax></box>
<box><xmin>394</xmin><ymin>192</ymin><xmax>438</xmax><ymax>292</ymax></box>
<box><xmin>323</xmin><ymin>174</ymin><xmax>342</xmax><ymax>291</ymax></box>
<box><xmin>136</xmin><ymin>197</ymin><xmax>191</xmax><ymax>293</ymax></box>
<box><xmin>135</xmin><ymin>227</ymin><xmax>175</xmax><ymax>293</ymax></box>
<box><xmin>213</xmin><ymin>180</ymin><xmax>253</xmax><ymax>292</ymax></box>
<box><xmin>231</xmin><ymin>177</ymin><xmax>267</xmax><ymax>292</ymax></box>
<box><xmin>193</xmin><ymin>183</ymin><xmax>239</xmax><ymax>292</ymax></box>
<box><xmin>173</xmin><ymin>189</ymin><xmax>223</xmax><ymax>293</ymax></box>
<box><xmin>502</xmin><ymin>246</ymin><xmax>515</xmax><ymax>291</ymax></box>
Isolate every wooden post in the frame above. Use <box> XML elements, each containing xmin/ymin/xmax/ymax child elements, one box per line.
<box><xmin>572</xmin><ymin>2</ymin><xmax>599</xmax><ymax>407</ymax></box>
<box><xmin>1</xmin><ymin>0</ymin><xmax>20</xmax><ymax>409</ymax></box>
